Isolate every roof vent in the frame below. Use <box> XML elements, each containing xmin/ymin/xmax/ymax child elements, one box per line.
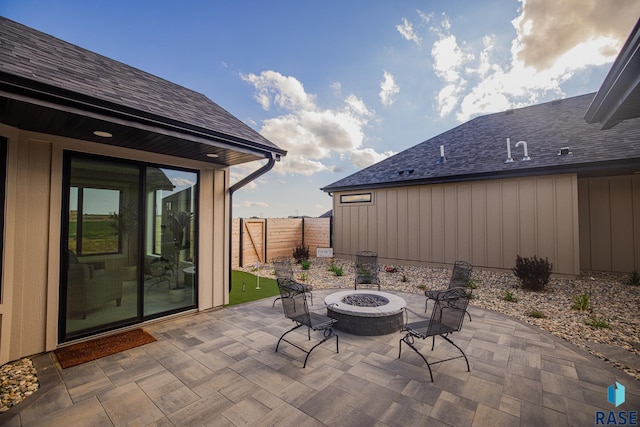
<box><xmin>398</xmin><ymin>170</ymin><xmax>404</xmax><ymax>175</ymax></box>
<box><xmin>437</xmin><ymin>145</ymin><xmax>446</xmax><ymax>164</ymax></box>
<box><xmin>558</xmin><ymin>147</ymin><xmax>572</xmax><ymax>156</ymax></box>
<box><xmin>407</xmin><ymin>169</ymin><xmax>414</xmax><ymax>175</ymax></box>
<box><xmin>551</xmin><ymin>99</ymin><xmax>562</xmax><ymax>105</ymax></box>
<box><xmin>505</xmin><ymin>109</ymin><xmax>514</xmax><ymax>115</ymax></box>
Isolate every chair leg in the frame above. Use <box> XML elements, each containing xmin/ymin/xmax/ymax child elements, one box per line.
<box><xmin>302</xmin><ymin>328</ymin><xmax>338</xmax><ymax>368</ymax></box>
<box><xmin>399</xmin><ymin>334</ymin><xmax>434</xmax><ymax>382</ymax></box>
<box><xmin>277</xmin><ymin>324</ymin><xmax>338</xmax><ymax>368</ymax></box>
<box><xmin>440</xmin><ymin>334</ymin><xmax>470</xmax><ymax>372</ymax></box>
<box><xmin>275</xmin><ymin>323</ymin><xmax>304</xmax><ymax>353</ymax></box>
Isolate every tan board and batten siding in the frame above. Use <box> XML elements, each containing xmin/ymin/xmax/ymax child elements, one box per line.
<box><xmin>332</xmin><ymin>174</ymin><xmax>583</xmax><ymax>275</ymax></box>
<box><xmin>0</xmin><ymin>128</ymin><xmax>232</xmax><ymax>364</ymax></box>
<box><xmin>579</xmin><ymin>174</ymin><xmax>640</xmax><ymax>273</ymax></box>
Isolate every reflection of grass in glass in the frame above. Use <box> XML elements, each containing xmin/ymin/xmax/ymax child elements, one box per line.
<box><xmin>69</xmin><ymin>220</ymin><xmax>120</xmax><ymax>253</ymax></box>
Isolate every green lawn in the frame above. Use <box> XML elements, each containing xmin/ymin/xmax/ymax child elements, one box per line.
<box><xmin>228</xmin><ymin>270</ymin><xmax>279</xmax><ymax>306</ymax></box>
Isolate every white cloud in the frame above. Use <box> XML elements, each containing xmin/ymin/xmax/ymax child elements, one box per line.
<box><xmin>350</xmin><ymin>148</ymin><xmax>396</xmax><ymax>169</ymax></box>
<box><xmin>396</xmin><ymin>17</ymin><xmax>421</xmax><ymax>46</ymax></box>
<box><xmin>512</xmin><ymin>0</ymin><xmax>638</xmax><ymax>70</ymax></box>
<box><xmin>241</xmin><ymin>70</ymin><xmax>315</xmax><ymax>111</ymax></box>
<box><xmin>379</xmin><ymin>71</ymin><xmax>400</xmax><ymax>106</ymax></box>
<box><xmin>423</xmin><ymin>1</ymin><xmax>640</xmax><ymax>122</ymax></box>
<box><xmin>242</xmin><ymin>70</ymin><xmax>383</xmax><ymax>175</ymax></box>
<box><xmin>171</xmin><ymin>177</ymin><xmax>195</xmax><ymax>187</ymax></box>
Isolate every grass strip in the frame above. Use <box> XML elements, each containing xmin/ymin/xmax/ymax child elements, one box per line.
<box><xmin>228</xmin><ymin>270</ymin><xmax>279</xmax><ymax>306</ymax></box>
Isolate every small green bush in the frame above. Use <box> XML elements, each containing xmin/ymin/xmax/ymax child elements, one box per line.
<box><xmin>467</xmin><ymin>278</ymin><xmax>478</xmax><ymax>289</ymax></box>
<box><xmin>528</xmin><ymin>310</ymin><xmax>546</xmax><ymax>319</ymax></box>
<box><xmin>292</xmin><ymin>243</ymin><xmax>310</xmax><ymax>263</ymax></box>
<box><xmin>300</xmin><ymin>260</ymin><xmax>311</xmax><ymax>270</ymax></box>
<box><xmin>627</xmin><ymin>270</ymin><xmax>640</xmax><ymax>286</ymax></box>
<box><xmin>512</xmin><ymin>255</ymin><xmax>552</xmax><ymax>291</ymax></box>
<box><xmin>503</xmin><ymin>290</ymin><xmax>518</xmax><ymax>302</ymax></box>
<box><xmin>585</xmin><ymin>317</ymin><xmax>610</xmax><ymax>328</ymax></box>
<box><xmin>571</xmin><ymin>291</ymin><xmax>590</xmax><ymax>311</ymax></box>
<box><xmin>330</xmin><ymin>263</ymin><xmax>344</xmax><ymax>276</ymax></box>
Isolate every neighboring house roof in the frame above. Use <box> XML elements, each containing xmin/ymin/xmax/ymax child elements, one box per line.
<box><xmin>585</xmin><ymin>18</ymin><xmax>640</xmax><ymax>129</ymax></box>
<box><xmin>323</xmin><ymin>93</ymin><xmax>640</xmax><ymax>193</ymax></box>
<box><xmin>0</xmin><ymin>17</ymin><xmax>286</xmax><ymax>165</ymax></box>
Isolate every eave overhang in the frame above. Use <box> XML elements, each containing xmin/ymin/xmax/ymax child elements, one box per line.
<box><xmin>585</xmin><ymin>19</ymin><xmax>640</xmax><ymax>130</ymax></box>
<box><xmin>0</xmin><ymin>71</ymin><xmax>286</xmax><ymax>166</ymax></box>
<box><xmin>321</xmin><ymin>157</ymin><xmax>640</xmax><ymax>193</ymax></box>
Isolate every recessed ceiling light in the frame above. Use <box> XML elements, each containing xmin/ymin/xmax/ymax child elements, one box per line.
<box><xmin>206</xmin><ymin>153</ymin><xmax>219</xmax><ymax>158</ymax></box>
<box><xmin>93</xmin><ymin>131</ymin><xmax>113</xmax><ymax>138</ymax></box>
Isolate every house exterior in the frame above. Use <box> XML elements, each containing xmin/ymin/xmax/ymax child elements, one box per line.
<box><xmin>322</xmin><ymin>93</ymin><xmax>640</xmax><ymax>276</ymax></box>
<box><xmin>0</xmin><ymin>18</ymin><xmax>285</xmax><ymax>365</ymax></box>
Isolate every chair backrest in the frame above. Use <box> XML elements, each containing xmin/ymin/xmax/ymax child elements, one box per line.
<box><xmin>355</xmin><ymin>251</ymin><xmax>379</xmax><ymax>284</ymax></box>
<box><xmin>429</xmin><ymin>288</ymin><xmax>471</xmax><ymax>334</ymax></box>
<box><xmin>272</xmin><ymin>256</ymin><xmax>294</xmax><ymax>281</ymax></box>
<box><xmin>277</xmin><ymin>278</ymin><xmax>311</xmax><ymax>327</ymax></box>
<box><xmin>448</xmin><ymin>261</ymin><xmax>473</xmax><ymax>289</ymax></box>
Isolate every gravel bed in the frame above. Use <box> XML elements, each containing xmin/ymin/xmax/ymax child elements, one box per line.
<box><xmin>0</xmin><ymin>358</ymin><xmax>38</xmax><ymax>413</ymax></box>
<box><xmin>246</xmin><ymin>258</ymin><xmax>640</xmax><ymax>380</ymax></box>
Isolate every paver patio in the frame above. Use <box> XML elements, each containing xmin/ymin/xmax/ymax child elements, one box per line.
<box><xmin>1</xmin><ymin>289</ymin><xmax>638</xmax><ymax>426</ymax></box>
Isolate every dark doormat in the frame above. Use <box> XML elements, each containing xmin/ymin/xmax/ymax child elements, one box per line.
<box><xmin>55</xmin><ymin>328</ymin><xmax>156</xmax><ymax>369</ymax></box>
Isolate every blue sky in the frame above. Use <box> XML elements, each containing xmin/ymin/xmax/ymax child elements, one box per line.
<box><xmin>2</xmin><ymin>1</ymin><xmax>639</xmax><ymax>217</ymax></box>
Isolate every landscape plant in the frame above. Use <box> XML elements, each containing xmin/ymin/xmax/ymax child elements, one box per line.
<box><xmin>503</xmin><ymin>290</ymin><xmax>518</xmax><ymax>302</ymax></box>
<box><xmin>512</xmin><ymin>255</ymin><xmax>553</xmax><ymax>291</ymax></box>
<box><xmin>571</xmin><ymin>291</ymin><xmax>590</xmax><ymax>311</ymax></box>
<box><xmin>300</xmin><ymin>260</ymin><xmax>311</xmax><ymax>270</ymax></box>
<box><xmin>585</xmin><ymin>317</ymin><xmax>610</xmax><ymax>329</ymax></box>
<box><xmin>292</xmin><ymin>243</ymin><xmax>310</xmax><ymax>263</ymax></box>
<box><xmin>627</xmin><ymin>270</ymin><xmax>640</xmax><ymax>286</ymax></box>
<box><xmin>329</xmin><ymin>262</ymin><xmax>344</xmax><ymax>276</ymax></box>
<box><xmin>528</xmin><ymin>310</ymin><xmax>546</xmax><ymax>319</ymax></box>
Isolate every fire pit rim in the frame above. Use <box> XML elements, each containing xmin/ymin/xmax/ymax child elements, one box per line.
<box><xmin>324</xmin><ymin>290</ymin><xmax>406</xmax><ymax>318</ymax></box>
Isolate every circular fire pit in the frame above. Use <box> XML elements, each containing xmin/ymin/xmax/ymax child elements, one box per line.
<box><xmin>324</xmin><ymin>290</ymin><xmax>406</xmax><ymax>336</ymax></box>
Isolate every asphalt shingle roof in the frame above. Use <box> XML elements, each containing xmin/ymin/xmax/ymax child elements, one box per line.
<box><xmin>323</xmin><ymin>93</ymin><xmax>640</xmax><ymax>192</ymax></box>
<box><xmin>0</xmin><ymin>17</ymin><xmax>282</xmax><ymax>154</ymax></box>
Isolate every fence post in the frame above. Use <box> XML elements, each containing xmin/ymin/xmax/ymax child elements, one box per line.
<box><xmin>239</xmin><ymin>218</ymin><xmax>244</xmax><ymax>267</ymax></box>
<box><xmin>264</xmin><ymin>218</ymin><xmax>268</xmax><ymax>263</ymax></box>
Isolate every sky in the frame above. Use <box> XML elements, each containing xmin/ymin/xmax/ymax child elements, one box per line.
<box><xmin>2</xmin><ymin>1</ymin><xmax>639</xmax><ymax>218</ymax></box>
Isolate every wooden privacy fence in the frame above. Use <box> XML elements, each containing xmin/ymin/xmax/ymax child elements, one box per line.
<box><xmin>232</xmin><ymin>217</ymin><xmax>331</xmax><ymax>268</ymax></box>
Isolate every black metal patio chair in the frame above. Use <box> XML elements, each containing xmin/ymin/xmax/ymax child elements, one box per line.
<box><xmin>271</xmin><ymin>256</ymin><xmax>313</xmax><ymax>307</ymax></box>
<box><xmin>354</xmin><ymin>250</ymin><xmax>380</xmax><ymax>290</ymax></box>
<box><xmin>275</xmin><ymin>278</ymin><xmax>338</xmax><ymax>367</ymax></box>
<box><xmin>399</xmin><ymin>287</ymin><xmax>471</xmax><ymax>382</ymax></box>
<box><xmin>144</xmin><ymin>258</ymin><xmax>173</xmax><ymax>293</ymax></box>
<box><xmin>425</xmin><ymin>260</ymin><xmax>473</xmax><ymax>320</ymax></box>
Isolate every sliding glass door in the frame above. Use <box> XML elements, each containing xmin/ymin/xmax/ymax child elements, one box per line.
<box><xmin>143</xmin><ymin>167</ymin><xmax>197</xmax><ymax>317</ymax></box>
<box><xmin>60</xmin><ymin>154</ymin><xmax>197</xmax><ymax>341</ymax></box>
